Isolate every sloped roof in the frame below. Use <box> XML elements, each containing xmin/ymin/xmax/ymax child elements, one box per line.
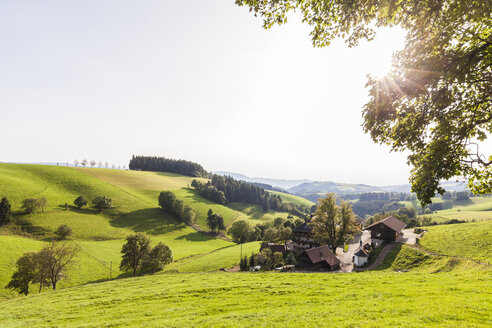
<box><xmin>364</xmin><ymin>216</ymin><xmax>407</xmax><ymax>232</ymax></box>
<box><xmin>260</xmin><ymin>243</ymin><xmax>287</xmax><ymax>254</ymax></box>
<box><xmin>354</xmin><ymin>248</ymin><xmax>368</xmax><ymax>257</ymax></box>
<box><xmin>293</xmin><ymin>223</ymin><xmax>311</xmax><ymax>233</ymax></box>
<box><xmin>304</xmin><ymin>245</ymin><xmax>340</xmax><ymax>267</ymax></box>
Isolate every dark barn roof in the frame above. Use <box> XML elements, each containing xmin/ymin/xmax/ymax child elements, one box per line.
<box><xmin>293</xmin><ymin>223</ymin><xmax>311</xmax><ymax>233</ymax></box>
<box><xmin>365</xmin><ymin>216</ymin><xmax>407</xmax><ymax>232</ymax></box>
<box><xmin>354</xmin><ymin>248</ymin><xmax>368</xmax><ymax>257</ymax></box>
<box><xmin>304</xmin><ymin>245</ymin><xmax>340</xmax><ymax>268</ymax></box>
<box><xmin>260</xmin><ymin>243</ymin><xmax>287</xmax><ymax>255</ymax></box>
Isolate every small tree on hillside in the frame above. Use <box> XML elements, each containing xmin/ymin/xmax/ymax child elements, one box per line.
<box><xmin>228</xmin><ymin>220</ymin><xmax>252</xmax><ymax>244</ymax></box>
<box><xmin>206</xmin><ymin>210</ymin><xmax>225</xmax><ymax>234</ymax></box>
<box><xmin>38</xmin><ymin>196</ymin><xmax>48</xmax><ymax>213</ymax></box>
<box><xmin>120</xmin><ymin>233</ymin><xmax>151</xmax><ymax>277</ymax></box>
<box><xmin>21</xmin><ymin>198</ymin><xmax>40</xmax><ymax>214</ymax></box>
<box><xmin>90</xmin><ymin>160</ymin><xmax>96</xmax><ymax>168</ymax></box>
<box><xmin>55</xmin><ymin>225</ymin><xmax>72</xmax><ymax>240</ymax></box>
<box><xmin>74</xmin><ymin>195</ymin><xmax>88</xmax><ymax>209</ymax></box>
<box><xmin>38</xmin><ymin>242</ymin><xmax>79</xmax><ymax>290</ymax></box>
<box><xmin>0</xmin><ymin>197</ymin><xmax>12</xmax><ymax>225</ymax></box>
<box><xmin>182</xmin><ymin>205</ymin><xmax>196</xmax><ymax>225</ymax></box>
<box><xmin>158</xmin><ymin>191</ymin><xmax>177</xmax><ymax>212</ymax></box>
<box><xmin>262</xmin><ymin>228</ymin><xmax>278</xmax><ymax>243</ymax></box>
<box><xmin>142</xmin><ymin>242</ymin><xmax>173</xmax><ymax>274</ymax></box>
<box><xmin>81</xmin><ymin>159</ymin><xmax>88</xmax><ymax>167</ymax></box>
<box><xmin>92</xmin><ymin>196</ymin><xmax>112</xmax><ymax>212</ymax></box>
<box><xmin>6</xmin><ymin>251</ymin><xmax>50</xmax><ymax>295</ymax></box>
<box><xmin>74</xmin><ymin>159</ymin><xmax>79</xmax><ymax>167</ymax></box>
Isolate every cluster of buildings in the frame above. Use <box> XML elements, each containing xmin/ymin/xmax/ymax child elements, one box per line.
<box><xmin>263</xmin><ymin>215</ymin><xmax>407</xmax><ymax>272</ymax></box>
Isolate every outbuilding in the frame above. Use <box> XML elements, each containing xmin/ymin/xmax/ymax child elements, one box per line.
<box><xmin>353</xmin><ymin>248</ymin><xmax>368</xmax><ymax>267</ymax></box>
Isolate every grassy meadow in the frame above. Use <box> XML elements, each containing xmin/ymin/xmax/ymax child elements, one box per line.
<box><xmin>419</xmin><ymin>220</ymin><xmax>492</xmax><ymax>263</ymax></box>
<box><xmin>1</xmin><ymin>270</ymin><xmax>490</xmax><ymax>327</ymax></box>
<box><xmin>0</xmin><ymin>163</ymin><xmax>303</xmax><ymax>298</ymax></box>
<box><xmin>409</xmin><ymin>197</ymin><xmax>492</xmax><ymax>223</ymax></box>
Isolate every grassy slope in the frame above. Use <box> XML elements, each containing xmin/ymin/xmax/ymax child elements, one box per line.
<box><xmin>419</xmin><ymin>220</ymin><xmax>492</xmax><ymax>263</ymax></box>
<box><xmin>1</xmin><ymin>271</ymin><xmax>490</xmax><ymax>327</ymax></box>
<box><xmin>0</xmin><ymin>164</ymin><xmax>295</xmax><ymax>297</ymax></box>
<box><xmin>268</xmin><ymin>191</ymin><xmax>315</xmax><ymax>207</ymax></box>
<box><xmin>409</xmin><ymin>197</ymin><xmax>492</xmax><ymax>223</ymax></box>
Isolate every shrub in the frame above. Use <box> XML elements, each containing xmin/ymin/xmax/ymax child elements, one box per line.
<box><xmin>74</xmin><ymin>196</ymin><xmax>88</xmax><ymax>209</ymax></box>
<box><xmin>55</xmin><ymin>225</ymin><xmax>72</xmax><ymax>240</ymax></box>
<box><xmin>92</xmin><ymin>196</ymin><xmax>112</xmax><ymax>212</ymax></box>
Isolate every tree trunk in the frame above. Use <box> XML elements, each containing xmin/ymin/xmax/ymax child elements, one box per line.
<box><xmin>133</xmin><ymin>268</ymin><xmax>137</xmax><ymax>277</ymax></box>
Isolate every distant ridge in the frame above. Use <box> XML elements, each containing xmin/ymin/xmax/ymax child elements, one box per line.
<box><xmin>215</xmin><ymin>171</ymin><xmax>469</xmax><ymax>195</ymax></box>
<box><xmin>214</xmin><ymin>171</ymin><xmax>311</xmax><ymax>190</ymax></box>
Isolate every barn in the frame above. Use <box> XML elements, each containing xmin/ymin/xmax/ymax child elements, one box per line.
<box><xmin>298</xmin><ymin>245</ymin><xmax>340</xmax><ymax>271</ymax></box>
<box><xmin>364</xmin><ymin>216</ymin><xmax>407</xmax><ymax>245</ymax></box>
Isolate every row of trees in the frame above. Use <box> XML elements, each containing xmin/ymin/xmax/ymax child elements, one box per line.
<box><xmin>158</xmin><ymin>191</ymin><xmax>196</xmax><ymax>225</ymax></box>
<box><xmin>129</xmin><ymin>155</ymin><xmax>208</xmax><ymax>177</ymax></box>
<box><xmin>73</xmin><ymin>159</ymin><xmax>123</xmax><ymax>169</ymax></box>
<box><xmin>227</xmin><ymin>217</ymin><xmax>297</xmax><ymax>244</ymax></box>
<box><xmin>192</xmin><ymin>175</ymin><xmax>309</xmax><ymax>215</ymax></box>
<box><xmin>7</xmin><ymin>242</ymin><xmax>79</xmax><ymax>295</ymax></box>
<box><xmin>120</xmin><ymin>233</ymin><xmax>173</xmax><ymax>276</ymax></box>
<box><xmin>240</xmin><ymin>248</ymin><xmax>297</xmax><ymax>272</ymax></box>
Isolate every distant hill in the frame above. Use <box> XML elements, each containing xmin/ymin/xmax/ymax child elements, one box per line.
<box><xmin>214</xmin><ymin>171</ymin><xmax>310</xmax><ymax>190</ymax></box>
<box><xmin>288</xmin><ymin>181</ymin><xmax>384</xmax><ymax>194</ymax></box>
<box><xmin>215</xmin><ymin>171</ymin><xmax>469</xmax><ymax>196</ymax></box>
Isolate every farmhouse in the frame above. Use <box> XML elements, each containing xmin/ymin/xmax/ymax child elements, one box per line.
<box><xmin>298</xmin><ymin>245</ymin><xmax>340</xmax><ymax>271</ymax></box>
<box><xmin>292</xmin><ymin>221</ymin><xmax>317</xmax><ymax>249</ymax></box>
<box><xmin>364</xmin><ymin>216</ymin><xmax>406</xmax><ymax>246</ymax></box>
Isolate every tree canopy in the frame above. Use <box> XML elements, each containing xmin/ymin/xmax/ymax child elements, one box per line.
<box><xmin>309</xmin><ymin>193</ymin><xmax>357</xmax><ymax>251</ymax></box>
<box><xmin>235</xmin><ymin>0</ymin><xmax>492</xmax><ymax>205</ymax></box>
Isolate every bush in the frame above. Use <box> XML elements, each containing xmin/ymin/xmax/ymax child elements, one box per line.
<box><xmin>74</xmin><ymin>196</ymin><xmax>88</xmax><ymax>209</ymax></box>
<box><xmin>55</xmin><ymin>225</ymin><xmax>72</xmax><ymax>240</ymax></box>
<box><xmin>21</xmin><ymin>198</ymin><xmax>40</xmax><ymax>214</ymax></box>
<box><xmin>92</xmin><ymin>196</ymin><xmax>112</xmax><ymax>212</ymax></box>
<box><xmin>142</xmin><ymin>242</ymin><xmax>173</xmax><ymax>274</ymax></box>
<box><xmin>0</xmin><ymin>197</ymin><xmax>12</xmax><ymax>225</ymax></box>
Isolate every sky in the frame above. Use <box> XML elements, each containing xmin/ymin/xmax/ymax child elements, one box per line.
<box><xmin>0</xmin><ymin>0</ymin><xmax>414</xmax><ymax>185</ymax></box>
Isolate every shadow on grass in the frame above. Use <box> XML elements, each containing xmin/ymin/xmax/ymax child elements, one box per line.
<box><xmin>374</xmin><ymin>244</ymin><xmax>403</xmax><ymax>271</ymax></box>
<box><xmin>109</xmin><ymin>208</ymin><xmax>187</xmax><ymax>235</ymax></box>
<box><xmin>175</xmin><ymin>231</ymin><xmax>218</xmax><ymax>242</ymax></box>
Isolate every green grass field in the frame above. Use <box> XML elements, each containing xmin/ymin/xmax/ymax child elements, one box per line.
<box><xmin>419</xmin><ymin>220</ymin><xmax>492</xmax><ymax>263</ymax></box>
<box><xmin>408</xmin><ymin>197</ymin><xmax>492</xmax><ymax>223</ymax></box>
<box><xmin>268</xmin><ymin>191</ymin><xmax>315</xmax><ymax>207</ymax></box>
<box><xmin>0</xmin><ymin>164</ymin><xmax>297</xmax><ymax>298</ymax></box>
<box><xmin>1</xmin><ymin>270</ymin><xmax>490</xmax><ymax>327</ymax></box>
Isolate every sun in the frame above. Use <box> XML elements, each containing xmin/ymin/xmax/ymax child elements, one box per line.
<box><xmin>369</xmin><ymin>57</ymin><xmax>394</xmax><ymax>79</ymax></box>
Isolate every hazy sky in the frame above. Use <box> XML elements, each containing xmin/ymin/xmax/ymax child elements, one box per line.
<box><xmin>1</xmin><ymin>0</ymin><xmax>414</xmax><ymax>185</ymax></box>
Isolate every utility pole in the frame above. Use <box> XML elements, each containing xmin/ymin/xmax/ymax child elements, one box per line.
<box><xmin>110</xmin><ymin>261</ymin><xmax>112</xmax><ymax>280</ymax></box>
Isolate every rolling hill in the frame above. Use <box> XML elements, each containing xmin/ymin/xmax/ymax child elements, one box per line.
<box><xmin>0</xmin><ymin>163</ymin><xmax>299</xmax><ymax>298</ymax></box>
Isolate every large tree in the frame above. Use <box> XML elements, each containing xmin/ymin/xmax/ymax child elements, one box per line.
<box><xmin>120</xmin><ymin>233</ymin><xmax>152</xmax><ymax>277</ymax></box>
<box><xmin>235</xmin><ymin>0</ymin><xmax>491</xmax><ymax>205</ymax></box>
<box><xmin>38</xmin><ymin>242</ymin><xmax>79</xmax><ymax>291</ymax></box>
<box><xmin>309</xmin><ymin>193</ymin><xmax>356</xmax><ymax>252</ymax></box>
<box><xmin>6</xmin><ymin>252</ymin><xmax>49</xmax><ymax>295</ymax></box>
